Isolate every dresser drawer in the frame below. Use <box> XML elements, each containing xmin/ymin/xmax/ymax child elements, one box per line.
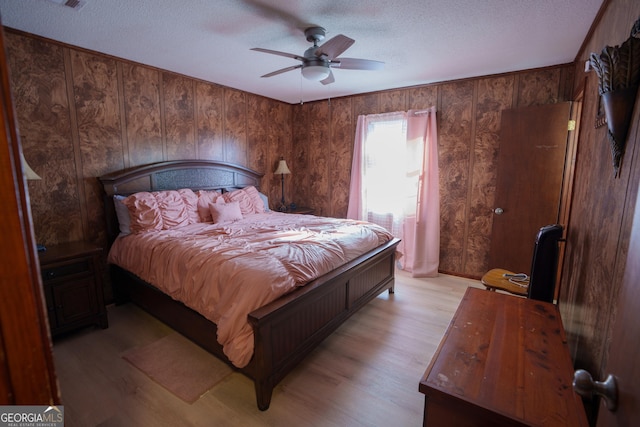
<box><xmin>41</xmin><ymin>258</ymin><xmax>92</xmax><ymax>282</ymax></box>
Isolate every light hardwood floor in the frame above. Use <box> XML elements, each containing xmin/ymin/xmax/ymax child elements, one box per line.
<box><xmin>52</xmin><ymin>271</ymin><xmax>483</xmax><ymax>426</ymax></box>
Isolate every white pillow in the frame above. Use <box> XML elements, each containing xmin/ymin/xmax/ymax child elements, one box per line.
<box><xmin>113</xmin><ymin>195</ymin><xmax>131</xmax><ymax>235</ymax></box>
<box><xmin>259</xmin><ymin>192</ymin><xmax>270</xmax><ymax>212</ymax></box>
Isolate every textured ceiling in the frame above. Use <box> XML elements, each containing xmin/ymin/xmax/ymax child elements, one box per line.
<box><xmin>0</xmin><ymin>0</ymin><xmax>603</xmax><ymax>104</ymax></box>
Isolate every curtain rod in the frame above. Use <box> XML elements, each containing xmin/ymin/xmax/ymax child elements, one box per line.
<box><xmin>410</xmin><ymin>108</ymin><xmax>435</xmax><ymax>115</ymax></box>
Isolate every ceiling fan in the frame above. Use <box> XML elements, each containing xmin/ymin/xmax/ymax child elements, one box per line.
<box><xmin>251</xmin><ymin>27</ymin><xmax>384</xmax><ymax>85</ymax></box>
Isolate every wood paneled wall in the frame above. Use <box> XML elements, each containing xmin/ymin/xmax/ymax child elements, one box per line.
<box><xmin>4</xmin><ymin>28</ymin><xmax>574</xmax><ymax>285</ymax></box>
<box><xmin>291</xmin><ymin>67</ymin><xmax>574</xmax><ymax>277</ymax></box>
<box><xmin>5</xmin><ymin>30</ymin><xmax>292</xmax><ymax>253</ymax></box>
<box><xmin>560</xmin><ymin>0</ymin><xmax>640</xmax><ymax>412</ymax></box>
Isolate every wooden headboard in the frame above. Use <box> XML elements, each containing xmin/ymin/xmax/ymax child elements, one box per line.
<box><xmin>99</xmin><ymin>160</ymin><xmax>264</xmax><ymax>244</ymax></box>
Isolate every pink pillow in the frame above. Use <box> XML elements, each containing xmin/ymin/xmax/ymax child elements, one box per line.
<box><xmin>154</xmin><ymin>190</ymin><xmax>190</xmax><ymax>229</ymax></box>
<box><xmin>243</xmin><ymin>185</ymin><xmax>266</xmax><ymax>213</ymax></box>
<box><xmin>178</xmin><ymin>188</ymin><xmax>200</xmax><ymax>224</ymax></box>
<box><xmin>196</xmin><ymin>190</ymin><xmax>221</xmax><ymax>222</ymax></box>
<box><xmin>209</xmin><ymin>200</ymin><xmax>243</xmax><ymax>223</ymax></box>
<box><xmin>123</xmin><ymin>192</ymin><xmax>164</xmax><ymax>233</ymax></box>
<box><xmin>223</xmin><ymin>188</ymin><xmax>255</xmax><ymax>216</ymax></box>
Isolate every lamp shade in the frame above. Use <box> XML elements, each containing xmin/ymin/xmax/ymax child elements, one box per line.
<box><xmin>301</xmin><ymin>65</ymin><xmax>330</xmax><ymax>81</ymax></box>
<box><xmin>20</xmin><ymin>152</ymin><xmax>41</xmax><ymax>180</ymax></box>
<box><xmin>274</xmin><ymin>159</ymin><xmax>291</xmax><ymax>175</ymax></box>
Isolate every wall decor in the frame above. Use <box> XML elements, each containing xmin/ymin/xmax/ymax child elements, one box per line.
<box><xmin>589</xmin><ymin>17</ymin><xmax>640</xmax><ymax>177</ymax></box>
<box><xmin>595</xmin><ymin>95</ymin><xmax>607</xmax><ymax>129</ymax></box>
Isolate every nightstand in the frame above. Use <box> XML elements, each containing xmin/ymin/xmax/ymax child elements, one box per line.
<box><xmin>285</xmin><ymin>206</ymin><xmax>315</xmax><ymax>215</ymax></box>
<box><xmin>39</xmin><ymin>241</ymin><xmax>108</xmax><ymax>338</ymax></box>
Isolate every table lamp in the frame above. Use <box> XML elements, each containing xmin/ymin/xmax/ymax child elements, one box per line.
<box><xmin>274</xmin><ymin>158</ymin><xmax>291</xmax><ymax>212</ymax></box>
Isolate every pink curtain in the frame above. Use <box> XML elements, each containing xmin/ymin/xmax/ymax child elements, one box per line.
<box><xmin>347</xmin><ymin>107</ymin><xmax>439</xmax><ymax>277</ymax></box>
<box><xmin>407</xmin><ymin>107</ymin><xmax>439</xmax><ymax>277</ymax></box>
<box><xmin>346</xmin><ymin>115</ymin><xmax>366</xmax><ymax>221</ymax></box>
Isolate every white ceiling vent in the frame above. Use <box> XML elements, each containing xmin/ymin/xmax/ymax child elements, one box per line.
<box><xmin>46</xmin><ymin>0</ymin><xmax>87</xmax><ymax>10</ymax></box>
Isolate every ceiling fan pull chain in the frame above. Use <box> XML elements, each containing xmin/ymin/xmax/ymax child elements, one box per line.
<box><xmin>299</xmin><ymin>73</ymin><xmax>304</xmax><ymax>105</ymax></box>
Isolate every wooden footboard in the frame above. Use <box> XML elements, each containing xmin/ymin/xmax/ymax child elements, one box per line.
<box><xmin>246</xmin><ymin>237</ymin><xmax>399</xmax><ymax>410</ymax></box>
<box><xmin>112</xmin><ymin>237</ymin><xmax>399</xmax><ymax>410</ymax></box>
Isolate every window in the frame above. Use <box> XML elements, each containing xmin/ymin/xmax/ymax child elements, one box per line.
<box><xmin>360</xmin><ymin>114</ymin><xmax>421</xmax><ymax>238</ymax></box>
<box><xmin>348</xmin><ymin>108</ymin><xmax>440</xmax><ymax>277</ymax></box>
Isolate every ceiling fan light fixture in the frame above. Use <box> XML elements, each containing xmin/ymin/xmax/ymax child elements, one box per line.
<box><xmin>302</xmin><ymin>65</ymin><xmax>330</xmax><ymax>81</ymax></box>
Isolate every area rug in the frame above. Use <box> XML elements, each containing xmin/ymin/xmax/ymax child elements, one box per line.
<box><xmin>122</xmin><ymin>332</ymin><xmax>233</xmax><ymax>403</ymax></box>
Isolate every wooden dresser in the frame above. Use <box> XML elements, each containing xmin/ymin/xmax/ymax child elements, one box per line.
<box><xmin>419</xmin><ymin>287</ymin><xmax>588</xmax><ymax>426</ymax></box>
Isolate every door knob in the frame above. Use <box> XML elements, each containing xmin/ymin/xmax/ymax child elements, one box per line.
<box><xmin>573</xmin><ymin>369</ymin><xmax>618</xmax><ymax>411</ymax></box>
<box><xmin>494</xmin><ymin>207</ymin><xmax>504</xmax><ymax>215</ymax></box>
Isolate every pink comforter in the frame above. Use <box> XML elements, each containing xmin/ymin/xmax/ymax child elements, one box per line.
<box><xmin>108</xmin><ymin>212</ymin><xmax>393</xmax><ymax>367</ymax></box>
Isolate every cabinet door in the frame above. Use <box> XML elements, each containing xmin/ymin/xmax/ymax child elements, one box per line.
<box><xmin>51</xmin><ymin>278</ymin><xmax>99</xmax><ymax>326</ymax></box>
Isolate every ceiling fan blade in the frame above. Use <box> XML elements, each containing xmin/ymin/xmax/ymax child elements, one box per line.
<box><xmin>260</xmin><ymin>64</ymin><xmax>302</xmax><ymax>78</ymax></box>
<box><xmin>320</xmin><ymin>69</ymin><xmax>335</xmax><ymax>85</ymax></box>
<box><xmin>331</xmin><ymin>58</ymin><xmax>385</xmax><ymax>71</ymax></box>
<box><xmin>240</xmin><ymin>0</ymin><xmax>310</xmax><ymax>32</ymax></box>
<box><xmin>251</xmin><ymin>47</ymin><xmax>304</xmax><ymax>61</ymax></box>
<box><xmin>315</xmin><ymin>34</ymin><xmax>355</xmax><ymax>60</ymax></box>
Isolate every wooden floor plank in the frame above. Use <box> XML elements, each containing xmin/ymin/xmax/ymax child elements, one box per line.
<box><xmin>52</xmin><ymin>270</ymin><xmax>482</xmax><ymax>426</ymax></box>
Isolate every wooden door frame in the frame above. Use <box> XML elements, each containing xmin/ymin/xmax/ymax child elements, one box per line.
<box><xmin>555</xmin><ymin>82</ymin><xmax>585</xmax><ymax>300</ymax></box>
<box><xmin>0</xmin><ymin>25</ymin><xmax>60</xmax><ymax>404</ymax></box>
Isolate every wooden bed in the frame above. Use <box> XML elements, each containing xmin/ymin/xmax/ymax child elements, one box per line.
<box><xmin>99</xmin><ymin>160</ymin><xmax>400</xmax><ymax>410</ymax></box>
